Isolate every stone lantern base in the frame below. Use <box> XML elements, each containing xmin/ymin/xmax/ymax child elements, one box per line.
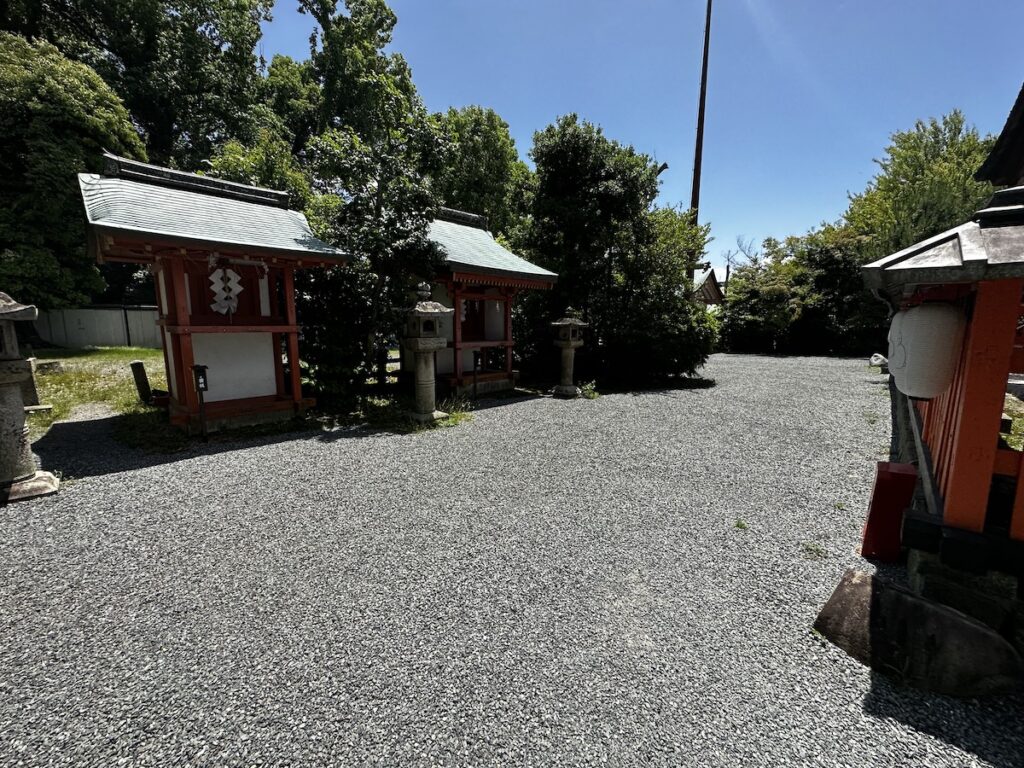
<box><xmin>410</xmin><ymin>408</ymin><xmax>449</xmax><ymax>424</ymax></box>
<box><xmin>406</xmin><ymin>327</ymin><xmax>450</xmax><ymax>424</ymax></box>
<box><xmin>553</xmin><ymin>384</ymin><xmax>581</xmax><ymax>398</ymax></box>
<box><xmin>2</xmin><ymin>471</ymin><xmax>60</xmax><ymax>505</ymax></box>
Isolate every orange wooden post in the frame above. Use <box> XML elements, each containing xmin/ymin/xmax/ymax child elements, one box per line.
<box><xmin>943</xmin><ymin>279</ymin><xmax>1023</xmax><ymax>532</ymax></box>
<box><xmin>282</xmin><ymin>267</ymin><xmax>303</xmax><ymax>408</ymax></box>
<box><xmin>503</xmin><ymin>289</ymin><xmax>514</xmax><ymax>376</ymax></box>
<box><xmin>168</xmin><ymin>256</ymin><xmax>199</xmax><ymax>416</ymax></box>
<box><xmin>452</xmin><ymin>282</ymin><xmax>462</xmax><ymax>387</ymax></box>
<box><xmin>1012</xmin><ymin>461</ymin><xmax>1024</xmax><ymax>542</ymax></box>
<box><xmin>154</xmin><ymin>258</ymin><xmax>176</xmax><ymax>400</ymax></box>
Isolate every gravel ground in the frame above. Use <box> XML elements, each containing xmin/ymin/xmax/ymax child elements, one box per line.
<box><xmin>3</xmin><ymin>354</ymin><xmax>1023</xmax><ymax>767</ymax></box>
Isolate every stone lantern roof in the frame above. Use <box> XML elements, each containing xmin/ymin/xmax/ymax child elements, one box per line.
<box><xmin>0</xmin><ymin>293</ymin><xmax>37</xmax><ymax>322</ymax></box>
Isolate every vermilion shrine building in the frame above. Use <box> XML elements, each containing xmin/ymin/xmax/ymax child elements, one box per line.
<box><xmin>861</xmin><ymin>85</ymin><xmax>1024</xmax><ymax>634</ymax></box>
<box><xmin>414</xmin><ymin>208</ymin><xmax>557</xmax><ymax>394</ymax></box>
<box><xmin>79</xmin><ymin>154</ymin><xmax>347</xmax><ymax>432</ymax></box>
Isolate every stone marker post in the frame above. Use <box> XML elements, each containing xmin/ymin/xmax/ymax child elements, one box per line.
<box><xmin>0</xmin><ymin>293</ymin><xmax>59</xmax><ymax>503</ymax></box>
<box><xmin>406</xmin><ymin>283</ymin><xmax>454</xmax><ymax>423</ymax></box>
<box><xmin>551</xmin><ymin>313</ymin><xmax>588</xmax><ymax>398</ymax></box>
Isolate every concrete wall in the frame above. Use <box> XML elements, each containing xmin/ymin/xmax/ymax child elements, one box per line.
<box><xmin>35</xmin><ymin>307</ymin><xmax>161</xmax><ymax>349</ymax></box>
<box><xmin>191</xmin><ymin>333</ymin><xmax>278</xmax><ymax>403</ymax></box>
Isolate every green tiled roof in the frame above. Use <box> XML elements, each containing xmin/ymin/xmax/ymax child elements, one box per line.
<box><xmin>78</xmin><ymin>172</ymin><xmax>345</xmax><ymax>260</ymax></box>
<box><xmin>429</xmin><ymin>213</ymin><xmax>556</xmax><ymax>283</ymax></box>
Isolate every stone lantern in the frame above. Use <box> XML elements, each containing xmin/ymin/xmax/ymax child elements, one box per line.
<box><xmin>406</xmin><ymin>283</ymin><xmax>454</xmax><ymax>423</ymax></box>
<box><xmin>0</xmin><ymin>293</ymin><xmax>59</xmax><ymax>503</ymax></box>
<box><xmin>551</xmin><ymin>311</ymin><xmax>588</xmax><ymax>398</ymax></box>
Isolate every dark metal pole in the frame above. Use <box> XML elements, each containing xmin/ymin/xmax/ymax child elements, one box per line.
<box><xmin>689</xmin><ymin>0</ymin><xmax>713</xmax><ymax>280</ymax></box>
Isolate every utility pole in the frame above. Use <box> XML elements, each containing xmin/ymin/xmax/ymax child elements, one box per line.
<box><xmin>689</xmin><ymin>0</ymin><xmax>713</xmax><ymax>281</ymax></box>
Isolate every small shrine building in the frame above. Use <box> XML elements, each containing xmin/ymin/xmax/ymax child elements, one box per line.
<box><xmin>415</xmin><ymin>208</ymin><xmax>557</xmax><ymax>394</ymax></box>
<box><xmin>695</xmin><ymin>268</ymin><xmax>724</xmax><ymax>306</ymax></box>
<box><xmin>79</xmin><ymin>153</ymin><xmax>346</xmax><ymax>432</ymax></box>
<box><xmin>858</xmin><ymin>86</ymin><xmax>1024</xmax><ymax>640</ymax></box>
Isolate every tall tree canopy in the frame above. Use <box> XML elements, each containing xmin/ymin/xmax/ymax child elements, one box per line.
<box><xmin>518</xmin><ymin>115</ymin><xmax>714</xmax><ymax>384</ymax></box>
<box><xmin>432</xmin><ymin>106</ymin><xmax>531</xmax><ymax>237</ymax></box>
<box><xmin>846</xmin><ymin>110</ymin><xmax>995</xmax><ymax>261</ymax></box>
<box><xmin>260</xmin><ymin>54</ymin><xmax>322</xmax><ymax>155</ymax></box>
<box><xmin>0</xmin><ymin>32</ymin><xmax>144</xmax><ymax>308</ymax></box>
<box><xmin>3</xmin><ymin>0</ymin><xmax>271</xmax><ymax>168</ymax></box>
<box><xmin>720</xmin><ymin>110</ymin><xmax>994</xmax><ymax>356</ymax></box>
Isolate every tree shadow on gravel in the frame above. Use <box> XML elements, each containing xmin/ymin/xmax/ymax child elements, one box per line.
<box><xmin>620</xmin><ymin>377</ymin><xmax>717</xmax><ymax>396</ymax></box>
<box><xmin>470</xmin><ymin>390</ymin><xmax>545</xmax><ymax>411</ymax></box>
<box><xmin>33</xmin><ymin>411</ymin><xmax>380</xmax><ymax>481</ymax></box>
<box><xmin>863</xmin><ymin>675</ymin><xmax>1024</xmax><ymax>767</ymax></box>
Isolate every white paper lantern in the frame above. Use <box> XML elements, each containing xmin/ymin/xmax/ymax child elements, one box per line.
<box><xmin>887</xmin><ymin>309</ymin><xmax>907</xmax><ymax>392</ymax></box>
<box><xmin>887</xmin><ymin>304</ymin><xmax>966</xmax><ymax>400</ymax></box>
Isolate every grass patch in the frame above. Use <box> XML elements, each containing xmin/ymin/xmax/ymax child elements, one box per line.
<box><xmin>734</xmin><ymin>519</ymin><xmax>749</xmax><ymax>531</ymax></box>
<box><xmin>1004</xmin><ymin>394</ymin><xmax>1024</xmax><ymax>451</ymax></box>
<box><xmin>29</xmin><ymin>347</ymin><xmax>166</xmax><ymax>441</ymax></box>
<box><xmin>834</xmin><ymin>502</ymin><xmax>847</xmax><ymax>511</ymax></box>
<box><xmin>801</xmin><ymin>541</ymin><xmax>828</xmax><ymax>560</ymax></box>
<box><xmin>319</xmin><ymin>392</ymin><xmax>473</xmax><ymax>434</ymax></box>
<box><xmin>580</xmin><ymin>380</ymin><xmax>599</xmax><ymax>400</ymax></box>
<box><xmin>863</xmin><ymin>411</ymin><xmax>880</xmax><ymax>426</ymax></box>
<box><xmin>30</xmin><ymin>347</ymin><xmax>476</xmax><ymax>452</ymax></box>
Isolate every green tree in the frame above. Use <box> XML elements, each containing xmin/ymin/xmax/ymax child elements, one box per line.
<box><xmin>288</xmin><ymin>0</ymin><xmax>448</xmax><ymax>394</ymax></box>
<box><xmin>207</xmin><ymin>130</ymin><xmax>313</xmax><ymax>209</ymax></box>
<box><xmin>846</xmin><ymin>110</ymin><xmax>995</xmax><ymax>260</ymax></box>
<box><xmin>433</xmin><ymin>106</ymin><xmax>531</xmax><ymax>236</ymax></box>
<box><xmin>260</xmin><ymin>54</ymin><xmax>322</xmax><ymax>155</ymax></box>
<box><xmin>3</xmin><ymin>0</ymin><xmax>271</xmax><ymax>168</ymax></box>
<box><xmin>604</xmin><ymin>205</ymin><xmax>716</xmax><ymax>380</ymax></box>
<box><xmin>519</xmin><ymin>115</ymin><xmax>712</xmax><ymax>384</ymax></box>
<box><xmin>0</xmin><ymin>32</ymin><xmax>145</xmax><ymax>308</ymax></box>
<box><xmin>721</xmin><ymin>110</ymin><xmax>995</xmax><ymax>356</ymax></box>
<box><xmin>719</xmin><ymin>243</ymin><xmax>797</xmax><ymax>353</ymax></box>
<box><xmin>782</xmin><ymin>226</ymin><xmax>888</xmax><ymax>354</ymax></box>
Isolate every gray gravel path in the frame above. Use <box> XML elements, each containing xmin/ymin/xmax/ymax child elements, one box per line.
<box><xmin>3</xmin><ymin>354</ymin><xmax>1022</xmax><ymax>767</ymax></box>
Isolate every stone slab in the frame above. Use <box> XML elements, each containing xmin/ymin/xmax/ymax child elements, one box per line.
<box><xmin>815</xmin><ymin>568</ymin><xmax>1024</xmax><ymax>697</ymax></box>
<box><xmin>1</xmin><ymin>470</ymin><xmax>59</xmax><ymax>505</ymax></box>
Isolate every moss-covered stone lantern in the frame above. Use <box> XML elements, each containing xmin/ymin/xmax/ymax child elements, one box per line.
<box><xmin>0</xmin><ymin>293</ymin><xmax>59</xmax><ymax>503</ymax></box>
<box><xmin>406</xmin><ymin>283</ymin><xmax>454</xmax><ymax>423</ymax></box>
<box><xmin>551</xmin><ymin>311</ymin><xmax>588</xmax><ymax>398</ymax></box>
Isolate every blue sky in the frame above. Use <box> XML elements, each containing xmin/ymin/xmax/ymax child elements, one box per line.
<box><xmin>261</xmin><ymin>0</ymin><xmax>1024</xmax><ymax>270</ymax></box>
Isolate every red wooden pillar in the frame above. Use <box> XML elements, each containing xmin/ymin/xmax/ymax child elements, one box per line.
<box><xmin>282</xmin><ymin>267</ymin><xmax>303</xmax><ymax>409</ymax></box>
<box><xmin>1012</xmin><ymin>461</ymin><xmax>1024</xmax><ymax>542</ymax></box>
<box><xmin>154</xmin><ymin>258</ymin><xmax>175</xmax><ymax>400</ymax></box>
<box><xmin>452</xmin><ymin>282</ymin><xmax>462</xmax><ymax>387</ymax></box>
<box><xmin>503</xmin><ymin>289</ymin><xmax>514</xmax><ymax>376</ymax></box>
<box><xmin>168</xmin><ymin>256</ymin><xmax>198</xmax><ymax>418</ymax></box>
<box><xmin>943</xmin><ymin>279</ymin><xmax>1023</xmax><ymax>532</ymax></box>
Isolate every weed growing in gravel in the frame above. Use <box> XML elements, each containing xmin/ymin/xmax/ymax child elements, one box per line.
<box><xmin>864</xmin><ymin>411</ymin><xmax>880</xmax><ymax>425</ymax></box>
<box><xmin>801</xmin><ymin>541</ymin><xmax>828</xmax><ymax>560</ymax></box>
<box><xmin>734</xmin><ymin>519</ymin><xmax>749</xmax><ymax>530</ymax></box>
<box><xmin>325</xmin><ymin>393</ymin><xmax>474</xmax><ymax>433</ymax></box>
<box><xmin>580</xmin><ymin>381</ymin><xmax>599</xmax><ymax>399</ymax></box>
<box><xmin>433</xmin><ymin>395</ymin><xmax>474</xmax><ymax>429</ymax></box>
<box><xmin>833</xmin><ymin>502</ymin><xmax>846</xmax><ymax>511</ymax></box>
